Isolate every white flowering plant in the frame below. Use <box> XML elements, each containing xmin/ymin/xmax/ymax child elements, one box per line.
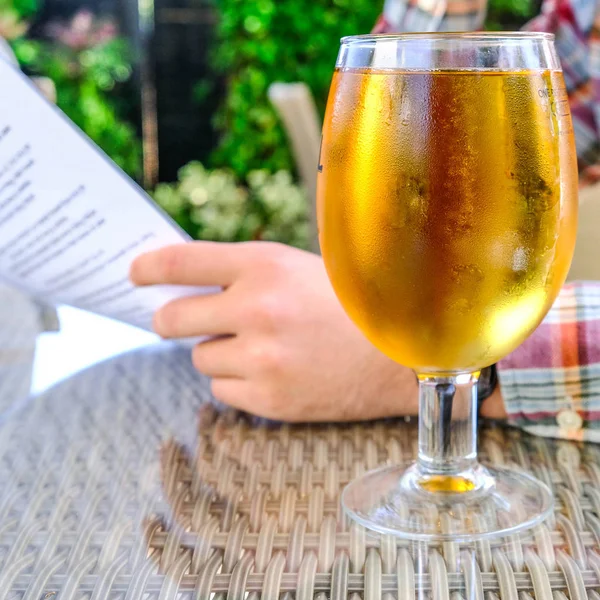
<box><xmin>153</xmin><ymin>162</ymin><xmax>311</xmax><ymax>250</ymax></box>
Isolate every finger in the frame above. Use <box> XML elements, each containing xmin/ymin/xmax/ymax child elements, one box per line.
<box><xmin>210</xmin><ymin>378</ymin><xmax>253</xmax><ymax>410</ymax></box>
<box><xmin>130</xmin><ymin>242</ymin><xmax>245</xmax><ymax>287</ymax></box>
<box><xmin>154</xmin><ymin>292</ymin><xmax>237</xmax><ymax>338</ymax></box>
<box><xmin>192</xmin><ymin>338</ymin><xmax>246</xmax><ymax>378</ymax></box>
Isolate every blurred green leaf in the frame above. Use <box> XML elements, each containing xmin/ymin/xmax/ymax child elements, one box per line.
<box><xmin>13</xmin><ymin>12</ymin><xmax>143</xmax><ymax>180</ymax></box>
<box><xmin>208</xmin><ymin>0</ymin><xmax>382</xmax><ymax>179</ymax></box>
<box><xmin>193</xmin><ymin>79</ymin><xmax>214</xmax><ymax>103</ymax></box>
<box><xmin>0</xmin><ymin>0</ymin><xmax>38</xmax><ymax>20</ymax></box>
<box><xmin>11</xmin><ymin>37</ymin><xmax>40</xmax><ymax>63</ymax></box>
<box><xmin>486</xmin><ymin>0</ymin><xmax>538</xmax><ymax>27</ymax></box>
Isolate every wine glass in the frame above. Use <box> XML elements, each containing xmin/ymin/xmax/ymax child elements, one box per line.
<box><xmin>317</xmin><ymin>33</ymin><xmax>578</xmax><ymax>541</ymax></box>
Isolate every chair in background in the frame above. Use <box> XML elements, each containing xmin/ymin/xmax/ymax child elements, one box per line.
<box><xmin>268</xmin><ymin>82</ymin><xmax>321</xmax><ymax>254</ymax></box>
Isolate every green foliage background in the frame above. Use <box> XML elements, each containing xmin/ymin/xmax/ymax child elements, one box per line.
<box><xmin>2</xmin><ymin>0</ymin><xmax>37</xmax><ymax>17</ymax></box>
<box><xmin>208</xmin><ymin>0</ymin><xmax>383</xmax><ymax>178</ymax></box>
<box><xmin>207</xmin><ymin>0</ymin><xmax>539</xmax><ymax>181</ymax></box>
<box><xmin>486</xmin><ymin>0</ymin><xmax>538</xmax><ymax>30</ymax></box>
<box><xmin>19</xmin><ymin>38</ymin><xmax>142</xmax><ymax>179</ymax></box>
<box><xmin>3</xmin><ymin>0</ymin><xmax>142</xmax><ymax>179</ymax></box>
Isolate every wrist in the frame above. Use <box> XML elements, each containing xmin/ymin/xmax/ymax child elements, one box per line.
<box><xmin>480</xmin><ymin>384</ymin><xmax>507</xmax><ymax>419</ymax></box>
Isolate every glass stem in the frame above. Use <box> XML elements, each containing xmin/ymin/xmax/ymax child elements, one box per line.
<box><xmin>417</xmin><ymin>373</ymin><xmax>479</xmax><ymax>476</ymax></box>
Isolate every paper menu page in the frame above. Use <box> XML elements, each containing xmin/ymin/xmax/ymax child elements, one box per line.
<box><xmin>0</xmin><ymin>58</ymin><xmax>216</xmax><ymax>332</ymax></box>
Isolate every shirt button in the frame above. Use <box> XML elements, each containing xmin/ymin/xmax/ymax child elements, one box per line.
<box><xmin>556</xmin><ymin>409</ymin><xmax>583</xmax><ymax>432</ymax></box>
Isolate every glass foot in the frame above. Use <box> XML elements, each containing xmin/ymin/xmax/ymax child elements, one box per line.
<box><xmin>342</xmin><ymin>463</ymin><xmax>553</xmax><ymax>541</ymax></box>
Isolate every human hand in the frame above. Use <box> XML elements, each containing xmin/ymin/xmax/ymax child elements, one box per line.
<box><xmin>130</xmin><ymin>241</ymin><xmax>419</xmax><ymax>422</ymax></box>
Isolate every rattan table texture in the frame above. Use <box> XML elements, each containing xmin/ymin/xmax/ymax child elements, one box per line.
<box><xmin>0</xmin><ymin>343</ymin><xmax>599</xmax><ymax>599</ymax></box>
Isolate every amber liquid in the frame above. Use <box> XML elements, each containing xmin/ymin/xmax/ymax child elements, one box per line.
<box><xmin>318</xmin><ymin>68</ymin><xmax>578</xmax><ymax>372</ymax></box>
<box><xmin>419</xmin><ymin>475</ymin><xmax>476</xmax><ymax>494</ymax></box>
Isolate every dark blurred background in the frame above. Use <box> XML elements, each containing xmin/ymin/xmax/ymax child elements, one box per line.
<box><xmin>26</xmin><ymin>0</ymin><xmax>221</xmax><ymax>182</ymax></box>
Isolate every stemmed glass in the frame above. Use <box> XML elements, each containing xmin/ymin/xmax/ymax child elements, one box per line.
<box><xmin>317</xmin><ymin>33</ymin><xmax>578</xmax><ymax>541</ymax></box>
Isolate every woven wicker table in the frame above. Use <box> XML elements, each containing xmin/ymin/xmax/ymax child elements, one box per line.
<box><xmin>0</xmin><ymin>343</ymin><xmax>598</xmax><ymax>599</ymax></box>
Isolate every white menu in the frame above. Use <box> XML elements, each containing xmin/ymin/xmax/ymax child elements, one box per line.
<box><xmin>0</xmin><ymin>58</ymin><xmax>217</xmax><ymax>332</ymax></box>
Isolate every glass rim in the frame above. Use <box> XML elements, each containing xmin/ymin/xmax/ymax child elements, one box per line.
<box><xmin>341</xmin><ymin>31</ymin><xmax>555</xmax><ymax>44</ymax></box>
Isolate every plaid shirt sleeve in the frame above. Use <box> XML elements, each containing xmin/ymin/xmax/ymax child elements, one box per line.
<box><xmin>498</xmin><ymin>282</ymin><xmax>600</xmax><ymax>442</ymax></box>
<box><xmin>376</xmin><ymin>0</ymin><xmax>600</xmax><ymax>440</ymax></box>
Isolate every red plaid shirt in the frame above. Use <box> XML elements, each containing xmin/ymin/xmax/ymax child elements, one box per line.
<box><xmin>377</xmin><ymin>0</ymin><xmax>600</xmax><ymax>441</ymax></box>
